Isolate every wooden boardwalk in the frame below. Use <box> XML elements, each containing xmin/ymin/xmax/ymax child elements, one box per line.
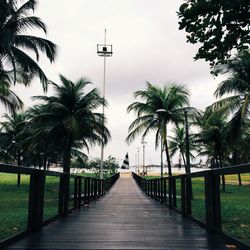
<box><xmin>5</xmin><ymin>173</ymin><xmax>231</xmax><ymax>249</ymax></box>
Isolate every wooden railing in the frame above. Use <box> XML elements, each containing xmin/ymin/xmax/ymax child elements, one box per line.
<box><xmin>132</xmin><ymin>164</ymin><xmax>250</xmax><ymax>250</ymax></box>
<box><xmin>0</xmin><ymin>163</ymin><xmax>119</xmax><ymax>247</ymax></box>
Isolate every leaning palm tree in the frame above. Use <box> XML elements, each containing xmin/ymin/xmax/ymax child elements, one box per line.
<box><xmin>210</xmin><ymin>50</ymin><xmax>250</xmax><ymax>138</ymax></box>
<box><xmin>0</xmin><ymin>0</ymin><xmax>57</xmax><ymax>91</ymax></box>
<box><xmin>126</xmin><ymin>82</ymin><xmax>190</xmax><ymax>176</ymax></box>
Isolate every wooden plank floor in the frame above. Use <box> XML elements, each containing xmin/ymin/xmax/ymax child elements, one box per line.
<box><xmin>5</xmin><ymin>173</ymin><xmax>232</xmax><ymax>249</ymax></box>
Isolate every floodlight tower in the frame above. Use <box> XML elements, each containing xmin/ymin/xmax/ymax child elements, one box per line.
<box><xmin>97</xmin><ymin>29</ymin><xmax>113</xmax><ymax>179</ymax></box>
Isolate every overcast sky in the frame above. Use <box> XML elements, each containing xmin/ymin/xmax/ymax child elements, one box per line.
<box><xmin>12</xmin><ymin>0</ymin><xmax>224</xmax><ymax>166</ymax></box>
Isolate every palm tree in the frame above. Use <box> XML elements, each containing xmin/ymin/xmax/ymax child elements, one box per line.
<box><xmin>29</xmin><ymin>74</ymin><xmax>110</xmax><ymax>214</ymax></box>
<box><xmin>211</xmin><ymin>50</ymin><xmax>250</xmax><ymax>137</ymax></box>
<box><xmin>30</xmin><ymin>74</ymin><xmax>110</xmax><ymax>173</ymax></box>
<box><xmin>0</xmin><ymin>0</ymin><xmax>57</xmax><ymax>91</ymax></box>
<box><xmin>0</xmin><ymin>112</ymin><xmax>28</xmax><ymax>185</ymax></box>
<box><xmin>126</xmin><ymin>82</ymin><xmax>190</xmax><ymax>176</ymax></box>
<box><xmin>168</xmin><ymin>126</ymin><xmax>196</xmax><ymax>173</ymax></box>
<box><xmin>195</xmin><ymin>109</ymin><xmax>228</xmax><ymax>191</ymax></box>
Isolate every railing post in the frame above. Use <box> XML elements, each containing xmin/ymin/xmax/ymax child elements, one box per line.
<box><xmin>74</xmin><ymin>177</ymin><xmax>78</xmax><ymax>209</ymax></box>
<box><xmin>157</xmin><ymin>179</ymin><xmax>160</xmax><ymax>200</ymax></box>
<box><xmin>205</xmin><ymin>173</ymin><xmax>222</xmax><ymax>232</ymax></box>
<box><xmin>77</xmin><ymin>176</ymin><xmax>82</xmax><ymax>208</ymax></box>
<box><xmin>160</xmin><ymin>179</ymin><xmax>164</xmax><ymax>204</ymax></box>
<box><xmin>168</xmin><ymin>177</ymin><xmax>173</xmax><ymax>208</ymax></box>
<box><xmin>88</xmin><ymin>178</ymin><xmax>92</xmax><ymax>200</ymax></box>
<box><xmin>90</xmin><ymin>178</ymin><xmax>92</xmax><ymax>199</ymax></box>
<box><xmin>154</xmin><ymin>179</ymin><xmax>157</xmax><ymax>199</ymax></box>
<box><xmin>186</xmin><ymin>177</ymin><xmax>192</xmax><ymax>216</ymax></box>
<box><xmin>58</xmin><ymin>174</ymin><xmax>65</xmax><ymax>215</ymax></box>
<box><xmin>84</xmin><ymin>178</ymin><xmax>87</xmax><ymax>203</ymax></box>
<box><xmin>172</xmin><ymin>179</ymin><xmax>176</xmax><ymax>208</ymax></box>
<box><xmin>150</xmin><ymin>180</ymin><xmax>153</xmax><ymax>197</ymax></box>
<box><xmin>27</xmin><ymin>170</ymin><xmax>45</xmax><ymax>231</ymax></box>
<box><xmin>97</xmin><ymin>179</ymin><xmax>100</xmax><ymax>197</ymax></box>
<box><xmin>94</xmin><ymin>179</ymin><xmax>97</xmax><ymax>199</ymax></box>
<box><xmin>101</xmin><ymin>179</ymin><xmax>105</xmax><ymax>196</ymax></box>
<box><xmin>163</xmin><ymin>179</ymin><xmax>167</xmax><ymax>204</ymax></box>
<box><xmin>181</xmin><ymin>176</ymin><xmax>186</xmax><ymax>216</ymax></box>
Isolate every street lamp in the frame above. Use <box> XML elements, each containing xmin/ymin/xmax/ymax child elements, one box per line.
<box><xmin>97</xmin><ymin>29</ymin><xmax>113</xmax><ymax>179</ymax></box>
<box><xmin>137</xmin><ymin>147</ymin><xmax>140</xmax><ymax>174</ymax></box>
<box><xmin>141</xmin><ymin>140</ymin><xmax>147</xmax><ymax>175</ymax></box>
<box><xmin>184</xmin><ymin>109</ymin><xmax>191</xmax><ymax>174</ymax></box>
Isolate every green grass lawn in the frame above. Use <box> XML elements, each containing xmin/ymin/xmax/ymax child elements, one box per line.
<box><xmin>0</xmin><ymin>173</ymin><xmax>30</xmax><ymax>240</ymax></box>
<box><xmin>144</xmin><ymin>174</ymin><xmax>250</xmax><ymax>246</ymax></box>
<box><xmin>0</xmin><ymin>172</ymin><xmax>101</xmax><ymax>241</ymax></box>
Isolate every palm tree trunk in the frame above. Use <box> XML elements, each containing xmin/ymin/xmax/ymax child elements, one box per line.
<box><xmin>62</xmin><ymin>135</ymin><xmax>72</xmax><ymax>216</ymax></box>
<box><xmin>162</xmin><ymin>127</ymin><xmax>172</xmax><ymax>176</ymax></box>
<box><xmin>181</xmin><ymin>153</ymin><xmax>187</xmax><ymax>173</ymax></box>
<box><xmin>17</xmin><ymin>150</ymin><xmax>21</xmax><ymax>187</ymax></box>
<box><xmin>43</xmin><ymin>154</ymin><xmax>47</xmax><ymax>170</ymax></box>
<box><xmin>218</xmin><ymin>150</ymin><xmax>226</xmax><ymax>192</ymax></box>
<box><xmin>238</xmin><ymin>174</ymin><xmax>242</xmax><ymax>186</ymax></box>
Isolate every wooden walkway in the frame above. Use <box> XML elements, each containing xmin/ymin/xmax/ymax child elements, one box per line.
<box><xmin>6</xmin><ymin>173</ymin><xmax>231</xmax><ymax>249</ymax></box>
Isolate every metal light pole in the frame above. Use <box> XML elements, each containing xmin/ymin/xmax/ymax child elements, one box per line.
<box><xmin>184</xmin><ymin>110</ymin><xmax>191</xmax><ymax>174</ymax></box>
<box><xmin>137</xmin><ymin>147</ymin><xmax>140</xmax><ymax>174</ymax></box>
<box><xmin>97</xmin><ymin>29</ymin><xmax>113</xmax><ymax>179</ymax></box>
<box><xmin>141</xmin><ymin>140</ymin><xmax>147</xmax><ymax>175</ymax></box>
<box><xmin>135</xmin><ymin>153</ymin><xmax>137</xmax><ymax>174</ymax></box>
<box><xmin>160</xmin><ymin>136</ymin><xmax>163</xmax><ymax>178</ymax></box>
<box><xmin>184</xmin><ymin>109</ymin><xmax>193</xmax><ymax>199</ymax></box>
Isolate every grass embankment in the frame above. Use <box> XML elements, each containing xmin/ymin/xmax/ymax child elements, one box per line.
<box><xmin>145</xmin><ymin>174</ymin><xmax>250</xmax><ymax>245</ymax></box>
<box><xmin>0</xmin><ymin>172</ymin><xmax>99</xmax><ymax>241</ymax></box>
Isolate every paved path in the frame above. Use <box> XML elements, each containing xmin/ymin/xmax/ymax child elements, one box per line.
<box><xmin>6</xmin><ymin>173</ymin><xmax>230</xmax><ymax>249</ymax></box>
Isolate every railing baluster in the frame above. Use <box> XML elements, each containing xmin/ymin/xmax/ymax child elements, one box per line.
<box><xmin>205</xmin><ymin>173</ymin><xmax>222</xmax><ymax>232</ymax></box>
<box><xmin>27</xmin><ymin>170</ymin><xmax>45</xmax><ymax>231</ymax></box>
<box><xmin>77</xmin><ymin>176</ymin><xmax>82</xmax><ymax>208</ymax></box>
<box><xmin>74</xmin><ymin>177</ymin><xmax>78</xmax><ymax>209</ymax></box>
<box><xmin>172</xmin><ymin>179</ymin><xmax>177</xmax><ymax>208</ymax></box>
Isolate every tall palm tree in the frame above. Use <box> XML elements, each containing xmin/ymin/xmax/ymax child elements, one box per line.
<box><xmin>30</xmin><ymin>74</ymin><xmax>110</xmax><ymax>173</ymax></box>
<box><xmin>29</xmin><ymin>74</ymin><xmax>110</xmax><ymax>214</ymax></box>
<box><xmin>211</xmin><ymin>50</ymin><xmax>250</xmax><ymax>137</ymax></box>
<box><xmin>126</xmin><ymin>82</ymin><xmax>190</xmax><ymax>176</ymax></box>
<box><xmin>0</xmin><ymin>0</ymin><xmax>57</xmax><ymax>91</ymax></box>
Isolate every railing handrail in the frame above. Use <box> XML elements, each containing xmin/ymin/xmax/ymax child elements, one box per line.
<box><xmin>142</xmin><ymin>163</ymin><xmax>250</xmax><ymax>181</ymax></box>
<box><xmin>0</xmin><ymin>163</ymin><xmax>119</xmax><ymax>180</ymax></box>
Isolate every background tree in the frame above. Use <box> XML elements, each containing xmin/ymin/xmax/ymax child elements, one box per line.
<box><xmin>0</xmin><ymin>112</ymin><xmax>28</xmax><ymax>185</ymax></box>
<box><xmin>178</xmin><ymin>1</ymin><xmax>250</xmax><ymax>67</ymax></box>
<box><xmin>195</xmin><ymin>109</ymin><xmax>228</xmax><ymax>190</ymax></box>
<box><xmin>168</xmin><ymin>126</ymin><xmax>196</xmax><ymax>173</ymax></box>
<box><xmin>126</xmin><ymin>82</ymin><xmax>190</xmax><ymax>176</ymax></box>
<box><xmin>84</xmin><ymin>156</ymin><xmax>120</xmax><ymax>176</ymax></box>
<box><xmin>210</xmin><ymin>51</ymin><xmax>250</xmax><ymax>134</ymax></box>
